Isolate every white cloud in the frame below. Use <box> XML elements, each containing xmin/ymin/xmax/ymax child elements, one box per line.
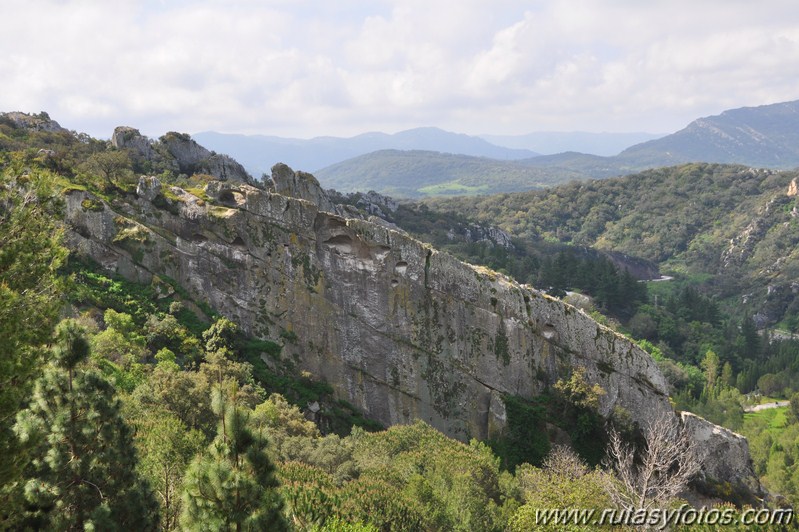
<box><xmin>1</xmin><ymin>0</ymin><xmax>798</xmax><ymax>138</ymax></box>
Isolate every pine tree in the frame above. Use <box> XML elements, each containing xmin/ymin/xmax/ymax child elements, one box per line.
<box><xmin>181</xmin><ymin>384</ymin><xmax>288</xmax><ymax>531</ymax></box>
<box><xmin>12</xmin><ymin>319</ymin><xmax>159</xmax><ymax>530</ymax></box>
<box><xmin>0</xmin><ymin>168</ymin><xmax>67</xmax><ymax>519</ymax></box>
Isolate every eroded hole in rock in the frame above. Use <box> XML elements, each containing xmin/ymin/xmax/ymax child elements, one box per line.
<box><xmin>326</xmin><ymin>217</ymin><xmax>348</xmax><ymax>230</ymax></box>
<box><xmin>391</xmin><ymin>279</ymin><xmax>399</xmax><ymax>287</ymax></box>
<box><xmin>324</xmin><ymin>233</ymin><xmax>388</xmax><ymax>261</ymax></box>
<box><xmin>218</xmin><ymin>189</ymin><xmax>235</xmax><ymax>204</ymax></box>
<box><xmin>372</xmin><ymin>245</ymin><xmax>391</xmax><ymax>261</ymax></box>
<box><xmin>74</xmin><ymin>224</ymin><xmax>91</xmax><ymax>239</ymax></box>
<box><xmin>190</xmin><ymin>233</ymin><xmax>208</xmax><ymax>242</ymax></box>
<box><xmin>231</xmin><ymin>236</ymin><xmax>247</xmax><ymax>249</ymax></box>
<box><xmin>324</xmin><ymin>234</ymin><xmax>354</xmax><ymax>255</ymax></box>
<box><xmin>394</xmin><ymin>261</ymin><xmax>409</xmax><ymax>275</ymax></box>
<box><xmin>542</xmin><ymin>323</ymin><xmax>557</xmax><ymax>340</ymax></box>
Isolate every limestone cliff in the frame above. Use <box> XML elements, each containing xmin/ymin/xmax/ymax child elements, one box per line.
<box><xmin>62</xmin><ymin>166</ymin><xmax>760</xmax><ymax>496</ymax></box>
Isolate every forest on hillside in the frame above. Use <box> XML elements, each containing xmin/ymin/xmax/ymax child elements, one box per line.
<box><xmin>1</xmin><ymin>115</ymin><xmax>798</xmax><ymax>530</ymax></box>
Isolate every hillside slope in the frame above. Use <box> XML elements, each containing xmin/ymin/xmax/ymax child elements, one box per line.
<box><xmin>314</xmin><ymin>149</ymin><xmax>582</xmax><ymax>197</ymax></box>
<box><xmin>618</xmin><ymin>100</ymin><xmax>799</xmax><ymax>168</ymax></box>
<box><xmin>191</xmin><ymin>100</ymin><xmax>799</xmax><ymax>199</ymax></box>
<box><xmin>426</xmin><ymin>163</ymin><xmax>799</xmax><ymax>326</ymax></box>
<box><xmin>0</xmin><ymin>112</ymin><xmax>763</xmax><ymax>503</ymax></box>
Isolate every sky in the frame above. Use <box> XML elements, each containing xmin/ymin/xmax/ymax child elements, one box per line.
<box><xmin>3</xmin><ymin>0</ymin><xmax>799</xmax><ymax>140</ymax></box>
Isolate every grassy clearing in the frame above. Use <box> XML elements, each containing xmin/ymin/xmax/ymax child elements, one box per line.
<box><xmin>744</xmin><ymin>405</ymin><xmax>789</xmax><ymax>435</ymax></box>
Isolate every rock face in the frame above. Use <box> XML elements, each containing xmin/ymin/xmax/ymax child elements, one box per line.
<box><xmin>271</xmin><ymin>163</ymin><xmax>337</xmax><ymax>213</ymax></box>
<box><xmin>1</xmin><ymin>111</ymin><xmax>69</xmax><ymax>133</ymax></box>
<box><xmin>446</xmin><ymin>223</ymin><xmax>514</xmax><ymax>250</ymax></box>
<box><xmin>112</xmin><ymin>126</ymin><xmax>159</xmax><ymax>161</ymax></box>
<box><xmin>355</xmin><ymin>191</ymin><xmax>399</xmax><ymax>216</ymax></box>
<box><xmin>62</xmin><ymin>165</ymin><xmax>760</xmax><ymax>496</ymax></box>
<box><xmin>136</xmin><ymin>176</ymin><xmax>162</xmax><ymax>202</ymax></box>
<box><xmin>680</xmin><ymin>412</ymin><xmax>763</xmax><ymax>501</ymax></box>
<box><xmin>112</xmin><ymin>127</ymin><xmax>253</xmax><ymax>184</ymax></box>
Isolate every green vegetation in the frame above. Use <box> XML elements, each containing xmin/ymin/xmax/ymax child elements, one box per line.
<box><xmin>489</xmin><ymin>394</ymin><xmax>550</xmax><ymax>471</ymax></box>
<box><xmin>417</xmin><ymin>181</ymin><xmax>490</xmax><ymax>195</ymax></box>
<box><xmin>12</xmin><ymin>320</ymin><xmax>159</xmax><ymax>530</ymax></box>
<box><xmin>354</xmin><ymin>159</ymin><xmax>799</xmax><ymax>511</ymax></box>
<box><xmin>744</xmin><ymin>405</ymin><xmax>788</xmax><ymax>435</ymax></box>
<box><xmin>315</xmin><ymin>149</ymin><xmax>583</xmax><ymax>198</ymax></box>
<box><xmin>0</xmin><ymin>157</ymin><xmax>70</xmax><ymax>520</ymax></box>
<box><xmin>3</xmin><ymin>113</ymin><xmax>796</xmax><ymax>529</ymax></box>
<box><xmin>181</xmin><ymin>385</ymin><xmax>288</xmax><ymax>531</ymax></box>
<box><xmin>742</xmin><ymin>402</ymin><xmax>799</xmax><ymax>506</ymax></box>
<box><xmin>426</xmin><ymin>163</ymin><xmax>795</xmax><ymax>271</ymax></box>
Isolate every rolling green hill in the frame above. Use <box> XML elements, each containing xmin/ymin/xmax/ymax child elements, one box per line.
<box><xmin>314</xmin><ymin>149</ymin><xmax>583</xmax><ymax>197</ymax></box>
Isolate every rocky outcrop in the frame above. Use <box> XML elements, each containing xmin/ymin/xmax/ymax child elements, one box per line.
<box><xmin>203</xmin><ymin>153</ymin><xmax>252</xmax><ymax>182</ymax></box>
<box><xmin>64</xmin><ymin>178</ymin><xmax>670</xmax><ymax>434</ymax></box>
<box><xmin>159</xmin><ymin>132</ymin><xmax>211</xmax><ymax>169</ymax></box>
<box><xmin>681</xmin><ymin>412</ymin><xmax>762</xmax><ymax>502</ymax></box>
<box><xmin>112</xmin><ymin>126</ymin><xmax>159</xmax><ymax>161</ymax></box>
<box><xmin>136</xmin><ymin>176</ymin><xmax>161</xmax><ymax>202</ymax></box>
<box><xmin>722</xmin><ymin>196</ymin><xmax>782</xmax><ymax>269</ymax></box>
<box><xmin>788</xmin><ymin>178</ymin><xmax>798</xmax><ymax>197</ymax></box>
<box><xmin>271</xmin><ymin>163</ymin><xmax>336</xmax><ymax>213</ymax></box>
<box><xmin>353</xmin><ymin>191</ymin><xmax>399</xmax><ymax>218</ymax></box>
<box><xmin>112</xmin><ymin>127</ymin><xmax>253</xmax><ymax>184</ymax></box>
<box><xmin>446</xmin><ymin>223</ymin><xmax>514</xmax><ymax>249</ymax></box>
<box><xmin>62</xmin><ymin>165</ymin><xmax>760</xmax><ymax>496</ymax></box>
<box><xmin>1</xmin><ymin>111</ymin><xmax>69</xmax><ymax>133</ymax></box>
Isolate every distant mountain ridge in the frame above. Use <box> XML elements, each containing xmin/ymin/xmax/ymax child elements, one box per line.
<box><xmin>481</xmin><ymin>131</ymin><xmax>664</xmax><ymax>156</ymax></box>
<box><xmin>318</xmin><ymin>100</ymin><xmax>799</xmax><ymax>196</ymax></box>
<box><xmin>193</xmin><ymin>127</ymin><xmax>538</xmax><ymax>177</ymax></box>
<box><xmin>195</xmin><ymin>99</ymin><xmax>799</xmax><ymax>197</ymax></box>
<box><xmin>618</xmin><ymin>100</ymin><xmax>799</xmax><ymax>168</ymax></box>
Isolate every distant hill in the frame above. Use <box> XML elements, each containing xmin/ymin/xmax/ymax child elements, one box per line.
<box><xmin>618</xmin><ymin>100</ymin><xmax>799</xmax><ymax>168</ymax></box>
<box><xmin>313</xmin><ymin>149</ymin><xmax>582</xmax><ymax>198</ymax></box>
<box><xmin>482</xmin><ymin>131</ymin><xmax>663</xmax><ymax>156</ymax></box>
<box><xmin>518</xmin><ymin>151</ymin><xmax>632</xmax><ymax>179</ymax></box>
<box><xmin>193</xmin><ymin>127</ymin><xmax>538</xmax><ymax>178</ymax></box>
